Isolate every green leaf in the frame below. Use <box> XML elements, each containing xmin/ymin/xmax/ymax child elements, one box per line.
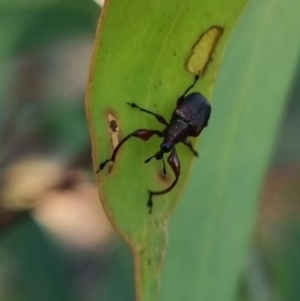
<box><xmin>86</xmin><ymin>0</ymin><xmax>248</xmax><ymax>300</ymax></box>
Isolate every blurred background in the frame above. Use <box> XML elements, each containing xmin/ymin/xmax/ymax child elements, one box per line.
<box><xmin>0</xmin><ymin>1</ymin><xmax>299</xmax><ymax>301</ymax></box>
<box><xmin>0</xmin><ymin>1</ymin><xmax>135</xmax><ymax>301</ymax></box>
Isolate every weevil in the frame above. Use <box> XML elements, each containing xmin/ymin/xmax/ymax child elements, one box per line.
<box><xmin>97</xmin><ymin>74</ymin><xmax>211</xmax><ymax>213</ymax></box>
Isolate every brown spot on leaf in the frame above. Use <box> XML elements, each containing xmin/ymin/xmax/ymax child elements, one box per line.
<box><xmin>187</xmin><ymin>26</ymin><xmax>224</xmax><ymax>75</ymax></box>
<box><xmin>109</xmin><ymin>120</ymin><xmax>118</xmax><ymax>133</ymax></box>
<box><xmin>158</xmin><ymin>171</ymin><xmax>171</xmax><ymax>182</ymax></box>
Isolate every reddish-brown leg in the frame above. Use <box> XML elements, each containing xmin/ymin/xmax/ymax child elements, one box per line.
<box><xmin>147</xmin><ymin>147</ymin><xmax>181</xmax><ymax>213</ymax></box>
<box><xmin>127</xmin><ymin>102</ymin><xmax>169</xmax><ymax>126</ymax></box>
<box><xmin>96</xmin><ymin>129</ymin><xmax>164</xmax><ymax>173</ymax></box>
<box><xmin>182</xmin><ymin>138</ymin><xmax>199</xmax><ymax>157</ymax></box>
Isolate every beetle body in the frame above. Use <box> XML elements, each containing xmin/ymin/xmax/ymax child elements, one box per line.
<box><xmin>161</xmin><ymin>92</ymin><xmax>211</xmax><ymax>151</ymax></box>
<box><xmin>97</xmin><ymin>75</ymin><xmax>211</xmax><ymax>212</ymax></box>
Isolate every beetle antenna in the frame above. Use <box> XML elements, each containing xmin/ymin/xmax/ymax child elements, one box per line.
<box><xmin>145</xmin><ymin>155</ymin><xmax>155</xmax><ymax>163</ymax></box>
<box><xmin>162</xmin><ymin>156</ymin><xmax>167</xmax><ymax>175</ymax></box>
<box><xmin>145</xmin><ymin>151</ymin><xmax>167</xmax><ymax>174</ymax></box>
<box><xmin>145</xmin><ymin>154</ymin><xmax>167</xmax><ymax>174</ymax></box>
<box><xmin>145</xmin><ymin>149</ymin><xmax>165</xmax><ymax>164</ymax></box>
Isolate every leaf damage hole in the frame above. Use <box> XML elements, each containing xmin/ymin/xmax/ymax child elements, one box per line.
<box><xmin>104</xmin><ymin>112</ymin><xmax>120</xmax><ymax>173</ymax></box>
<box><xmin>107</xmin><ymin>112</ymin><xmax>120</xmax><ymax>150</ymax></box>
<box><xmin>186</xmin><ymin>26</ymin><xmax>224</xmax><ymax>75</ymax></box>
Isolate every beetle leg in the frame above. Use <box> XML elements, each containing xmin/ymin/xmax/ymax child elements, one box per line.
<box><xmin>127</xmin><ymin>102</ymin><xmax>169</xmax><ymax>126</ymax></box>
<box><xmin>177</xmin><ymin>74</ymin><xmax>200</xmax><ymax>105</ymax></box>
<box><xmin>147</xmin><ymin>147</ymin><xmax>180</xmax><ymax>213</ymax></box>
<box><xmin>182</xmin><ymin>138</ymin><xmax>199</xmax><ymax>157</ymax></box>
<box><xmin>96</xmin><ymin>129</ymin><xmax>164</xmax><ymax>173</ymax></box>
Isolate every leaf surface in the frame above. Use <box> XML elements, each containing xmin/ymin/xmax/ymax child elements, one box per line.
<box><xmin>86</xmin><ymin>0</ymin><xmax>248</xmax><ymax>300</ymax></box>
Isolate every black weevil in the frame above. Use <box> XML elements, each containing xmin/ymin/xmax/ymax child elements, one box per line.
<box><xmin>97</xmin><ymin>74</ymin><xmax>211</xmax><ymax>212</ymax></box>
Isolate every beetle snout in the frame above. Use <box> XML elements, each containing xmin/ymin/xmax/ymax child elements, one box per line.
<box><xmin>160</xmin><ymin>142</ymin><xmax>172</xmax><ymax>153</ymax></box>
